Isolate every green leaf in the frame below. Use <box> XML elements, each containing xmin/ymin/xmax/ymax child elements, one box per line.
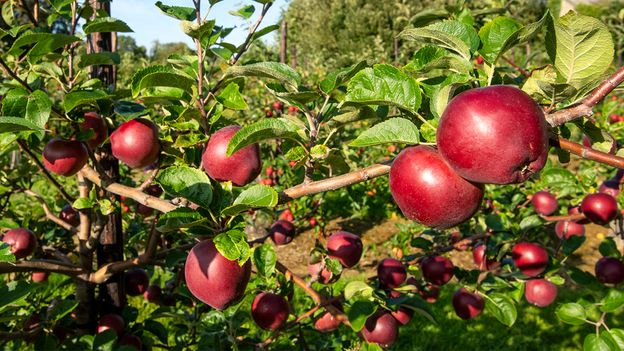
<box><xmin>93</xmin><ymin>329</ymin><xmax>117</xmax><ymax>351</ymax></box>
<box><xmin>222</xmin><ymin>185</ymin><xmax>278</xmax><ymax>216</ymax></box>
<box><xmin>72</xmin><ymin>197</ymin><xmax>94</xmax><ymax>210</ymax></box>
<box><xmin>114</xmin><ymin>101</ymin><xmax>148</xmax><ymax>119</ymax></box>
<box><xmin>583</xmin><ymin>334</ymin><xmax>611</xmax><ymax>351</ymax></box>
<box><xmin>562</xmin><ymin>235</ymin><xmax>586</xmax><ymax>256</ymax></box>
<box><xmin>605</xmin><ymin>329</ymin><xmax>624</xmax><ymax>350</ymax></box>
<box><xmin>484</xmin><ymin>293</ymin><xmax>517</xmax><ymax>327</ymax></box>
<box><xmin>9</xmin><ymin>33</ymin><xmax>80</xmax><ymax>57</ymax></box>
<box><xmin>344</xmin><ymin>281</ymin><xmax>374</xmax><ymax>301</ymax></box>
<box><xmin>253</xmin><ymin>243</ymin><xmax>276</xmax><ymax>277</ymax></box>
<box><xmin>519</xmin><ymin>215</ymin><xmax>543</xmax><ymax>231</ymax></box>
<box><xmin>180</xmin><ymin>20</ymin><xmax>215</xmax><ymax>41</ymax></box>
<box><xmin>407</xmin><ymin>46</ymin><xmax>447</xmax><ymax>71</ymax></box>
<box><xmin>2</xmin><ymin>88</ymin><xmax>28</xmax><ymax>117</ymax></box>
<box><xmin>2</xmin><ymin>1</ymin><xmax>14</xmax><ymax>26</ymax></box>
<box><xmin>63</xmin><ymin>90</ymin><xmax>109</xmax><ymax>112</ymax></box>
<box><xmin>156</xmin><ymin>208</ymin><xmax>206</xmax><ymax>232</ymax></box>
<box><xmin>427</xmin><ymin>20</ymin><xmax>480</xmax><ymax>53</ymax></box>
<box><xmin>499</xmin><ymin>10</ymin><xmax>549</xmax><ymax>56</ymax></box>
<box><xmin>47</xmin><ymin>299</ymin><xmax>78</xmax><ymax>322</ymax></box>
<box><xmin>156</xmin><ymin>166</ymin><xmax>212</xmax><ymax>208</ymax></box>
<box><xmin>478</xmin><ymin>16</ymin><xmax>522</xmax><ymax>63</ymax></box>
<box><xmin>345</xmin><ymin>64</ymin><xmax>421</xmax><ymax>113</ymax></box>
<box><xmin>399</xmin><ymin>26</ymin><xmax>471</xmax><ymax>60</ymax></box>
<box><xmin>213</xmin><ymin>229</ymin><xmax>251</xmax><ymax>264</ymax></box>
<box><xmin>226</xmin><ymin>119</ymin><xmax>302</xmax><ymax>156</ymax></box>
<box><xmin>252</xmin><ymin>24</ymin><xmax>279</xmax><ymax>41</ymax></box>
<box><xmin>556</xmin><ymin>303</ymin><xmax>587</xmax><ymax>325</ymax></box>
<box><xmin>0</xmin><ymin>281</ymin><xmax>34</xmax><ymax>311</ymax></box>
<box><xmin>320</xmin><ymin>61</ymin><xmax>368</xmax><ymax>94</ymax></box>
<box><xmin>155</xmin><ymin>1</ymin><xmax>196</xmax><ymax>21</ymax></box>
<box><xmin>0</xmin><ymin>117</ymin><xmax>45</xmax><ymax>134</ymax></box>
<box><xmin>0</xmin><ymin>243</ymin><xmax>15</xmax><ymax>263</ymax></box>
<box><xmin>144</xmin><ymin>320</ymin><xmax>168</xmax><ymax>345</ymax></box>
<box><xmin>347</xmin><ymin>300</ymin><xmax>376</xmax><ymax>332</ymax></box>
<box><xmin>229</xmin><ymin>5</ymin><xmax>255</xmax><ymax>19</ymax></box>
<box><xmin>222</xmin><ymin>62</ymin><xmax>301</xmax><ymax>90</ymax></box>
<box><xmin>26</xmin><ymin>90</ymin><xmax>51</xmax><ymax>131</ymax></box>
<box><xmin>216</xmin><ymin>83</ymin><xmax>248</xmax><ymax>110</ymax></box>
<box><xmin>131</xmin><ymin>66</ymin><xmax>194</xmax><ymax>98</ymax></box>
<box><xmin>598</xmin><ymin>238</ymin><xmax>621</xmax><ymax>258</ymax></box>
<box><xmin>76</xmin><ymin>52</ymin><xmax>121</xmax><ymax>68</ymax></box>
<box><xmin>350</xmin><ymin>118</ymin><xmax>419</xmax><ymax>147</ymax></box>
<box><xmin>600</xmin><ymin>289</ymin><xmax>624</xmax><ymax>313</ymax></box>
<box><xmin>83</xmin><ymin>17</ymin><xmax>133</xmax><ymax>34</ymax></box>
<box><xmin>546</xmin><ymin>12</ymin><xmax>614</xmax><ymax>86</ymax></box>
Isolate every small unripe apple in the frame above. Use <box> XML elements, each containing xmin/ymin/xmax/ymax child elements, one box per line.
<box><xmin>437</xmin><ymin>85</ymin><xmax>549</xmax><ymax>184</ymax></box>
<box><xmin>59</xmin><ymin>205</ymin><xmax>79</xmax><ymax>227</ymax></box>
<box><xmin>2</xmin><ymin>228</ymin><xmax>37</xmax><ymax>259</ymax></box>
<box><xmin>42</xmin><ymin>138</ymin><xmax>88</xmax><ymax>176</ymax></box>
<box><xmin>144</xmin><ymin>285</ymin><xmax>162</xmax><ymax>304</ymax></box>
<box><xmin>308</xmin><ymin>262</ymin><xmax>335</xmax><ymax>284</ymax></box>
<box><xmin>269</xmin><ymin>220</ymin><xmax>295</xmax><ymax>245</ymax></box>
<box><xmin>184</xmin><ymin>239</ymin><xmax>251</xmax><ymax>310</ymax></box>
<box><xmin>251</xmin><ymin>292</ymin><xmax>289</xmax><ymax>330</ymax></box>
<box><xmin>420</xmin><ymin>256</ymin><xmax>454</xmax><ymax>285</ymax></box>
<box><xmin>389</xmin><ymin>146</ymin><xmax>483</xmax><ymax>229</ymax></box>
<box><xmin>377</xmin><ymin>258</ymin><xmax>407</xmax><ymax>289</ymax></box>
<box><xmin>531</xmin><ymin>190</ymin><xmax>558</xmax><ymax>216</ymax></box>
<box><xmin>97</xmin><ymin>313</ymin><xmax>125</xmax><ymax>336</ymax></box>
<box><xmin>472</xmin><ymin>244</ymin><xmax>499</xmax><ymax>271</ymax></box>
<box><xmin>326</xmin><ymin>231</ymin><xmax>363</xmax><ymax>268</ymax></box>
<box><xmin>118</xmin><ymin>334</ymin><xmax>143</xmax><ymax>350</ymax></box>
<box><xmin>595</xmin><ymin>257</ymin><xmax>624</xmax><ymax>285</ymax></box>
<box><xmin>80</xmin><ymin>112</ymin><xmax>108</xmax><ymax>148</ymax></box>
<box><xmin>452</xmin><ymin>288</ymin><xmax>484</xmax><ymax>320</ymax></box>
<box><xmin>390</xmin><ymin>306</ymin><xmax>413</xmax><ymax>325</ymax></box>
<box><xmin>580</xmin><ymin>193</ymin><xmax>618</xmax><ymax>225</ymax></box>
<box><xmin>110</xmin><ymin>118</ymin><xmax>160</xmax><ymax>168</ymax></box>
<box><xmin>361</xmin><ymin>311</ymin><xmax>398</xmax><ymax>347</ymax></box>
<box><xmin>554</xmin><ymin>221</ymin><xmax>585</xmax><ymax>239</ymax></box>
<box><xmin>124</xmin><ymin>268</ymin><xmax>150</xmax><ymax>296</ymax></box>
<box><xmin>525</xmin><ymin>279</ymin><xmax>557</xmax><ymax>307</ymax></box>
<box><xmin>32</xmin><ymin>271</ymin><xmax>48</xmax><ymax>282</ymax></box>
<box><xmin>512</xmin><ymin>242</ymin><xmax>549</xmax><ymax>277</ymax></box>
<box><xmin>202</xmin><ymin>126</ymin><xmax>262</xmax><ymax>187</ymax></box>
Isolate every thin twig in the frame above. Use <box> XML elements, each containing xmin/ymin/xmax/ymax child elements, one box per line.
<box><xmin>230</xmin><ymin>2</ymin><xmax>273</xmax><ymax>66</ymax></box>
<box><xmin>21</xmin><ymin>189</ymin><xmax>77</xmax><ymax>232</ymax></box>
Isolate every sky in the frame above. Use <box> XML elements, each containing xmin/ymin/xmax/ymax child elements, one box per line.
<box><xmin>112</xmin><ymin>0</ymin><xmax>289</xmax><ymax>50</ymax></box>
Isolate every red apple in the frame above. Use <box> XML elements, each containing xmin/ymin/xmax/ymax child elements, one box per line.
<box><xmin>326</xmin><ymin>231</ymin><xmax>363</xmax><ymax>268</ymax></box>
<box><xmin>525</xmin><ymin>279</ymin><xmax>557</xmax><ymax>307</ymax></box>
<box><xmin>287</xmin><ymin>106</ymin><xmax>299</xmax><ymax>115</ymax></box>
<box><xmin>599</xmin><ymin>179</ymin><xmax>620</xmax><ymax>198</ymax></box>
<box><xmin>124</xmin><ymin>268</ymin><xmax>150</xmax><ymax>296</ymax></box>
<box><xmin>452</xmin><ymin>288</ymin><xmax>484</xmax><ymax>320</ymax></box>
<box><xmin>97</xmin><ymin>313</ymin><xmax>125</xmax><ymax>336</ymax></box>
<box><xmin>309</xmin><ymin>217</ymin><xmax>318</xmax><ymax>227</ymax></box>
<box><xmin>265</xmin><ymin>167</ymin><xmax>274</xmax><ymax>176</ymax></box>
<box><xmin>272</xmin><ymin>101</ymin><xmax>283</xmax><ymax>111</ymax></box>
<box><xmin>279</xmin><ymin>209</ymin><xmax>294</xmax><ymax>222</ymax></box>
<box><xmin>390</xmin><ymin>306</ymin><xmax>413</xmax><ymax>325</ymax></box>
<box><xmin>42</xmin><ymin>138</ymin><xmax>88</xmax><ymax>176</ymax></box>
<box><xmin>143</xmin><ymin>285</ymin><xmax>162</xmax><ymax>304</ymax></box>
<box><xmin>2</xmin><ymin>228</ymin><xmax>37</xmax><ymax>259</ymax></box>
<box><xmin>418</xmin><ymin>283</ymin><xmax>440</xmax><ymax>303</ymax></box>
<box><xmin>118</xmin><ymin>334</ymin><xmax>142</xmax><ymax>350</ymax></box>
<box><xmin>269</xmin><ymin>220</ymin><xmax>295</xmax><ymax>245</ymax></box>
<box><xmin>202</xmin><ymin>126</ymin><xmax>261</xmax><ymax>187</ymax></box>
<box><xmin>59</xmin><ymin>204</ymin><xmax>79</xmax><ymax>227</ymax></box>
<box><xmin>136</xmin><ymin>184</ymin><xmax>163</xmax><ymax>217</ymax></box>
<box><xmin>472</xmin><ymin>244</ymin><xmax>499</xmax><ymax>271</ymax></box>
<box><xmin>361</xmin><ymin>311</ymin><xmax>398</xmax><ymax>347</ymax></box>
<box><xmin>568</xmin><ymin>205</ymin><xmax>591</xmax><ymax>224</ymax></box>
<box><xmin>184</xmin><ymin>239</ymin><xmax>251</xmax><ymax>310</ymax></box>
<box><xmin>421</xmin><ymin>256</ymin><xmax>454</xmax><ymax>286</ymax></box>
<box><xmin>110</xmin><ymin>118</ymin><xmax>160</xmax><ymax>168</ymax></box>
<box><xmin>308</xmin><ymin>262</ymin><xmax>335</xmax><ymax>284</ymax></box>
<box><xmin>437</xmin><ymin>85</ymin><xmax>548</xmax><ymax>184</ymax></box>
<box><xmin>32</xmin><ymin>271</ymin><xmax>48</xmax><ymax>282</ymax></box>
<box><xmin>595</xmin><ymin>257</ymin><xmax>624</xmax><ymax>285</ymax></box>
<box><xmin>80</xmin><ymin>112</ymin><xmax>108</xmax><ymax>148</ymax></box>
<box><xmin>251</xmin><ymin>292</ymin><xmax>289</xmax><ymax>330</ymax></box>
<box><xmin>314</xmin><ymin>311</ymin><xmax>342</xmax><ymax>332</ymax></box>
<box><xmin>554</xmin><ymin>221</ymin><xmax>585</xmax><ymax>239</ymax></box>
<box><xmin>531</xmin><ymin>190</ymin><xmax>558</xmax><ymax>216</ymax></box>
<box><xmin>377</xmin><ymin>258</ymin><xmax>407</xmax><ymax>289</ymax></box>
<box><xmin>389</xmin><ymin>146</ymin><xmax>483</xmax><ymax>229</ymax></box>
<box><xmin>512</xmin><ymin>242</ymin><xmax>549</xmax><ymax>277</ymax></box>
<box><xmin>581</xmin><ymin>193</ymin><xmax>618</xmax><ymax>225</ymax></box>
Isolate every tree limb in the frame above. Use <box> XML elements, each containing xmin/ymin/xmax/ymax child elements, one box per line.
<box><xmin>550</xmin><ymin>135</ymin><xmax>624</xmax><ymax>168</ymax></box>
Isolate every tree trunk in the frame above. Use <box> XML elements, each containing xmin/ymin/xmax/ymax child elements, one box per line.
<box><xmin>280</xmin><ymin>21</ymin><xmax>287</xmax><ymax>64</ymax></box>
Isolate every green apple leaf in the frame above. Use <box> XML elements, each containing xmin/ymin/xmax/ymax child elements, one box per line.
<box><xmin>350</xmin><ymin>118</ymin><xmax>419</xmax><ymax>147</ymax></box>
<box><xmin>221</xmin><ymin>185</ymin><xmax>278</xmax><ymax>216</ymax></box>
<box><xmin>156</xmin><ymin>166</ymin><xmax>212</xmax><ymax>208</ymax></box>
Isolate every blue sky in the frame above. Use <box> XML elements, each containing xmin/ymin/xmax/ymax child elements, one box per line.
<box><xmin>113</xmin><ymin>0</ymin><xmax>289</xmax><ymax>50</ymax></box>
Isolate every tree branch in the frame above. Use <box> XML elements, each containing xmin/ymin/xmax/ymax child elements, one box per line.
<box><xmin>230</xmin><ymin>2</ymin><xmax>273</xmax><ymax>66</ymax></box>
<box><xmin>21</xmin><ymin>189</ymin><xmax>77</xmax><ymax>232</ymax></box>
<box><xmin>0</xmin><ymin>259</ymin><xmax>82</xmax><ymax>274</ymax></box>
<box><xmin>550</xmin><ymin>135</ymin><xmax>624</xmax><ymax>168</ymax></box>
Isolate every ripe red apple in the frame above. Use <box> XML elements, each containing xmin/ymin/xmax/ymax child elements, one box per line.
<box><xmin>314</xmin><ymin>311</ymin><xmax>341</xmax><ymax>332</ymax></box>
<box><xmin>599</xmin><ymin>179</ymin><xmax>620</xmax><ymax>198</ymax></box>
<box><xmin>452</xmin><ymin>288</ymin><xmax>484</xmax><ymax>320</ymax></box>
<box><xmin>437</xmin><ymin>85</ymin><xmax>548</xmax><ymax>184</ymax></box>
<box><xmin>184</xmin><ymin>239</ymin><xmax>251</xmax><ymax>310</ymax></box>
<box><xmin>23</xmin><ymin>313</ymin><xmax>41</xmax><ymax>341</ymax></box>
<box><xmin>80</xmin><ymin>112</ymin><xmax>108</xmax><ymax>148</ymax></box>
<box><xmin>42</xmin><ymin>138</ymin><xmax>88</xmax><ymax>176</ymax></box>
<box><xmin>110</xmin><ymin>118</ymin><xmax>160</xmax><ymax>168</ymax></box>
<box><xmin>32</xmin><ymin>271</ymin><xmax>48</xmax><ymax>282</ymax></box>
<box><xmin>124</xmin><ymin>268</ymin><xmax>150</xmax><ymax>296</ymax></box>
<box><xmin>568</xmin><ymin>205</ymin><xmax>591</xmax><ymax>224</ymax></box>
<box><xmin>272</xmin><ymin>101</ymin><xmax>283</xmax><ymax>111</ymax></box>
<box><xmin>265</xmin><ymin>167</ymin><xmax>274</xmax><ymax>176</ymax></box>
<box><xmin>279</xmin><ymin>209</ymin><xmax>294</xmax><ymax>222</ymax></box>
<box><xmin>259</xmin><ymin>178</ymin><xmax>273</xmax><ymax>186</ymax></box>
<box><xmin>390</xmin><ymin>306</ymin><xmax>413</xmax><ymax>325</ymax></box>
<box><xmin>377</xmin><ymin>258</ymin><xmax>407</xmax><ymax>289</ymax></box>
<box><xmin>595</xmin><ymin>257</ymin><xmax>624</xmax><ymax>285</ymax></box>
<box><xmin>269</xmin><ymin>220</ymin><xmax>295</xmax><ymax>246</ymax></box>
<box><xmin>202</xmin><ymin>126</ymin><xmax>262</xmax><ymax>187</ymax></box>
<box><xmin>251</xmin><ymin>292</ymin><xmax>289</xmax><ymax>330</ymax></box>
<box><xmin>326</xmin><ymin>231</ymin><xmax>363</xmax><ymax>268</ymax></box>
<box><xmin>512</xmin><ymin>242</ymin><xmax>549</xmax><ymax>277</ymax></box>
<box><xmin>525</xmin><ymin>279</ymin><xmax>557</xmax><ymax>307</ymax></box>
<box><xmin>418</xmin><ymin>283</ymin><xmax>440</xmax><ymax>303</ymax></box>
<box><xmin>554</xmin><ymin>221</ymin><xmax>585</xmax><ymax>239</ymax></box>
<box><xmin>287</xmin><ymin>106</ymin><xmax>299</xmax><ymax>115</ymax></box>
<box><xmin>59</xmin><ymin>204</ymin><xmax>79</xmax><ymax>227</ymax></box>
<box><xmin>308</xmin><ymin>262</ymin><xmax>335</xmax><ymax>284</ymax></box>
<box><xmin>361</xmin><ymin>311</ymin><xmax>398</xmax><ymax>347</ymax></box>
<box><xmin>97</xmin><ymin>313</ymin><xmax>125</xmax><ymax>336</ymax></box>
<box><xmin>309</xmin><ymin>217</ymin><xmax>318</xmax><ymax>227</ymax></box>
<box><xmin>136</xmin><ymin>184</ymin><xmax>163</xmax><ymax>217</ymax></box>
<box><xmin>472</xmin><ymin>244</ymin><xmax>499</xmax><ymax>271</ymax></box>
<box><xmin>118</xmin><ymin>334</ymin><xmax>142</xmax><ymax>350</ymax></box>
<box><xmin>389</xmin><ymin>146</ymin><xmax>483</xmax><ymax>229</ymax></box>
<box><xmin>420</xmin><ymin>256</ymin><xmax>454</xmax><ymax>285</ymax></box>
<box><xmin>531</xmin><ymin>190</ymin><xmax>558</xmax><ymax>216</ymax></box>
<box><xmin>144</xmin><ymin>285</ymin><xmax>162</xmax><ymax>304</ymax></box>
<box><xmin>580</xmin><ymin>193</ymin><xmax>618</xmax><ymax>225</ymax></box>
<box><xmin>2</xmin><ymin>228</ymin><xmax>37</xmax><ymax>259</ymax></box>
